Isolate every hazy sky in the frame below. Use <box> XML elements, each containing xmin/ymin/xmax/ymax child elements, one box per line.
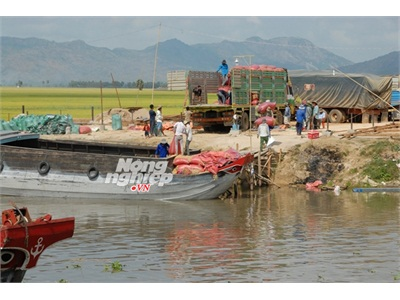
<box><xmin>2</xmin><ymin>2</ymin><xmax>399</xmax><ymax>63</ymax></box>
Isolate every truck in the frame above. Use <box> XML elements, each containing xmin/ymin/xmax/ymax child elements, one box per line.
<box><xmin>289</xmin><ymin>70</ymin><xmax>393</xmax><ymax>123</ymax></box>
<box><xmin>186</xmin><ymin>65</ymin><xmax>295</xmax><ymax>132</ymax></box>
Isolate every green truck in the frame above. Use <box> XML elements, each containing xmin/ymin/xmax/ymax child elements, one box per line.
<box><xmin>186</xmin><ymin>65</ymin><xmax>294</xmax><ymax>132</ymax></box>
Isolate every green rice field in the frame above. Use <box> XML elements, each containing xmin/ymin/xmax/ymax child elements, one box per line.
<box><xmin>0</xmin><ymin>87</ymin><xmax>189</xmax><ymax>121</ymax></box>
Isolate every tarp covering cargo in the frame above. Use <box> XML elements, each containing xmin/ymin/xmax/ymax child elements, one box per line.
<box><xmin>289</xmin><ymin>70</ymin><xmax>392</xmax><ymax>109</ymax></box>
<box><xmin>0</xmin><ymin>114</ymin><xmax>74</xmax><ymax>134</ymax></box>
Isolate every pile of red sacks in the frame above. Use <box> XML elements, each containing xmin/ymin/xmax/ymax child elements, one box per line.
<box><xmin>172</xmin><ymin>148</ymin><xmax>241</xmax><ymax>175</ymax></box>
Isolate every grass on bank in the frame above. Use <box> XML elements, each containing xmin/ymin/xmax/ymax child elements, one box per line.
<box><xmin>0</xmin><ymin>87</ymin><xmax>191</xmax><ymax>121</ymax></box>
<box><xmin>360</xmin><ymin>140</ymin><xmax>400</xmax><ymax>183</ymax></box>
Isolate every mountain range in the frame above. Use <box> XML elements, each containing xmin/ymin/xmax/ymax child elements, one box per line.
<box><xmin>1</xmin><ymin>36</ymin><xmax>399</xmax><ymax>86</ymax></box>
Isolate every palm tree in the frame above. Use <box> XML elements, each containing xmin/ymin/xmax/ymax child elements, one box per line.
<box><xmin>136</xmin><ymin>79</ymin><xmax>144</xmax><ymax>90</ymax></box>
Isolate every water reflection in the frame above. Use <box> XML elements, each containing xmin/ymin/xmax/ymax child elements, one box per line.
<box><xmin>3</xmin><ymin>187</ymin><xmax>398</xmax><ymax>283</ymax></box>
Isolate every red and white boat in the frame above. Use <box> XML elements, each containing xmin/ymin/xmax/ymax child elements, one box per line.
<box><xmin>1</xmin><ymin>204</ymin><xmax>75</xmax><ymax>282</ymax></box>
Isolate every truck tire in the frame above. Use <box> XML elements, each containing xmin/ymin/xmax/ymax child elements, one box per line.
<box><xmin>241</xmin><ymin>112</ymin><xmax>249</xmax><ymax>131</ymax></box>
<box><xmin>328</xmin><ymin>109</ymin><xmax>345</xmax><ymax>123</ymax></box>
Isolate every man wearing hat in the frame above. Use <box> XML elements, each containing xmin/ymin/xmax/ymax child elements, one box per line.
<box><xmin>155</xmin><ymin>138</ymin><xmax>169</xmax><ymax>158</ymax></box>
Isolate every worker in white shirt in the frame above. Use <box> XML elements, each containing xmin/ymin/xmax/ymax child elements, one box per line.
<box><xmin>184</xmin><ymin>121</ymin><xmax>192</xmax><ymax>155</ymax></box>
<box><xmin>257</xmin><ymin>118</ymin><xmax>271</xmax><ymax>151</ymax></box>
<box><xmin>173</xmin><ymin>120</ymin><xmax>186</xmax><ymax>155</ymax></box>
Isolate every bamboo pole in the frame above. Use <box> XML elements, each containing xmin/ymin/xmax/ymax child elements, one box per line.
<box><xmin>110</xmin><ymin>73</ymin><xmax>121</xmax><ymax>108</ymax></box>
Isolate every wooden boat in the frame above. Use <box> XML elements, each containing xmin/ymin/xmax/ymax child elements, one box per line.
<box><xmin>1</xmin><ymin>203</ymin><xmax>75</xmax><ymax>282</ymax></box>
<box><xmin>0</xmin><ymin>131</ymin><xmax>253</xmax><ymax>200</ymax></box>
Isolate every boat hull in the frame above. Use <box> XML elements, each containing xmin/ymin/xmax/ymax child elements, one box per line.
<box><xmin>0</xmin><ymin>168</ymin><xmax>240</xmax><ymax>200</ymax></box>
<box><xmin>0</xmin><ymin>142</ymin><xmax>251</xmax><ymax>201</ymax></box>
<box><xmin>1</xmin><ymin>207</ymin><xmax>75</xmax><ymax>282</ymax></box>
<box><xmin>352</xmin><ymin>187</ymin><xmax>400</xmax><ymax>193</ymax></box>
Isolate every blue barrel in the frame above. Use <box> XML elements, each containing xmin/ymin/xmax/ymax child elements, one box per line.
<box><xmin>391</xmin><ymin>90</ymin><xmax>400</xmax><ymax>106</ymax></box>
<box><xmin>112</xmin><ymin>114</ymin><xmax>122</xmax><ymax>130</ymax></box>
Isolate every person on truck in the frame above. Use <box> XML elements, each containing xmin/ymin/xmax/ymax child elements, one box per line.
<box><xmin>217</xmin><ymin>87</ymin><xmax>231</xmax><ymax>104</ymax></box>
<box><xmin>192</xmin><ymin>85</ymin><xmax>202</xmax><ymax>101</ymax></box>
<box><xmin>216</xmin><ymin>59</ymin><xmax>229</xmax><ymax>86</ymax></box>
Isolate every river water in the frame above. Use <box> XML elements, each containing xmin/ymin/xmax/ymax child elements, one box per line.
<box><xmin>3</xmin><ymin>187</ymin><xmax>399</xmax><ymax>284</ymax></box>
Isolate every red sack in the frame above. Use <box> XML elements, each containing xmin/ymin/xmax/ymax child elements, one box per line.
<box><xmin>204</xmin><ymin>164</ymin><xmax>218</xmax><ymax>175</ymax></box>
<box><xmin>169</xmin><ymin>136</ymin><xmax>182</xmax><ymax>155</ymax></box>
<box><xmin>190</xmin><ymin>155</ymin><xmax>206</xmax><ymax>166</ymax></box>
<box><xmin>254</xmin><ymin>116</ymin><xmax>275</xmax><ymax>128</ymax></box>
<box><xmin>257</xmin><ymin>102</ymin><xmax>276</xmax><ymax>114</ymax></box>
<box><xmin>174</xmin><ymin>164</ymin><xmax>204</xmax><ymax>175</ymax></box>
<box><xmin>173</xmin><ymin>155</ymin><xmax>191</xmax><ymax>165</ymax></box>
<box><xmin>79</xmin><ymin>125</ymin><xmax>92</xmax><ymax>134</ymax></box>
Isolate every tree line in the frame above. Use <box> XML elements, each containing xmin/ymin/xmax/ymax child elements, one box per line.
<box><xmin>67</xmin><ymin>80</ymin><xmax>166</xmax><ymax>89</ymax></box>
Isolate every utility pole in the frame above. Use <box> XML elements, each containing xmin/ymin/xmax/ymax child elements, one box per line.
<box><xmin>233</xmin><ymin>55</ymin><xmax>254</xmax><ymax>151</ymax></box>
<box><xmin>152</xmin><ymin>23</ymin><xmax>161</xmax><ymax>104</ymax></box>
<box><xmin>100</xmin><ymin>81</ymin><xmax>104</xmax><ymax>129</ymax></box>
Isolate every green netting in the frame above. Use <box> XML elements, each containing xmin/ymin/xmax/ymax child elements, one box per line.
<box><xmin>0</xmin><ymin>114</ymin><xmax>75</xmax><ymax>135</ymax></box>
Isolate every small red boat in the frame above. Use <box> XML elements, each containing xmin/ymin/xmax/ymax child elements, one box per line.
<box><xmin>1</xmin><ymin>204</ymin><xmax>75</xmax><ymax>282</ymax></box>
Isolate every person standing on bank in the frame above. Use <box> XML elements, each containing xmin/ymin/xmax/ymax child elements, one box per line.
<box><xmin>149</xmin><ymin>104</ymin><xmax>156</xmax><ymax>136</ymax></box>
<box><xmin>143</xmin><ymin>121</ymin><xmax>150</xmax><ymax>138</ymax></box>
<box><xmin>312</xmin><ymin>101</ymin><xmax>319</xmax><ymax>129</ymax></box>
<box><xmin>257</xmin><ymin>118</ymin><xmax>271</xmax><ymax>151</ymax></box>
<box><xmin>156</xmin><ymin>106</ymin><xmax>166</xmax><ymax>136</ymax></box>
<box><xmin>184</xmin><ymin>121</ymin><xmax>192</xmax><ymax>156</ymax></box>
<box><xmin>155</xmin><ymin>138</ymin><xmax>169</xmax><ymax>158</ymax></box>
<box><xmin>283</xmin><ymin>103</ymin><xmax>291</xmax><ymax>128</ymax></box>
<box><xmin>265</xmin><ymin>106</ymin><xmax>274</xmax><ymax>118</ymax></box>
<box><xmin>295</xmin><ymin>102</ymin><xmax>306</xmax><ymax>136</ymax></box>
<box><xmin>217</xmin><ymin>59</ymin><xmax>229</xmax><ymax>86</ymax></box>
<box><xmin>319</xmin><ymin>109</ymin><xmax>326</xmax><ymax>129</ymax></box>
<box><xmin>184</xmin><ymin>106</ymin><xmax>192</xmax><ymax>125</ymax></box>
<box><xmin>173</xmin><ymin>119</ymin><xmax>186</xmax><ymax>155</ymax></box>
<box><xmin>305</xmin><ymin>102</ymin><xmax>313</xmax><ymax>130</ymax></box>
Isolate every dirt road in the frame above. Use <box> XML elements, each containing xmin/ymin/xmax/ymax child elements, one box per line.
<box><xmin>41</xmin><ymin>121</ymin><xmax>399</xmax><ymax>154</ymax></box>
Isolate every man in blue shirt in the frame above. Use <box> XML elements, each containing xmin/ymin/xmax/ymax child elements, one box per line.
<box><xmin>295</xmin><ymin>101</ymin><xmax>306</xmax><ymax>136</ymax></box>
<box><xmin>217</xmin><ymin>59</ymin><xmax>229</xmax><ymax>86</ymax></box>
<box><xmin>149</xmin><ymin>104</ymin><xmax>156</xmax><ymax>136</ymax></box>
<box><xmin>155</xmin><ymin>138</ymin><xmax>170</xmax><ymax>158</ymax></box>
